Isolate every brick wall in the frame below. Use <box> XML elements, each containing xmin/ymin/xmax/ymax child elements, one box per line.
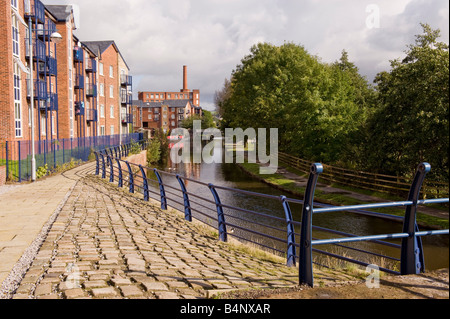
<box><xmin>97</xmin><ymin>45</ymin><xmax>121</xmax><ymax>137</ymax></box>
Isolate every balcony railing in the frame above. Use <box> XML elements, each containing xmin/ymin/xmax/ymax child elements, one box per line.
<box><xmin>86</xmin><ymin>84</ymin><xmax>97</xmax><ymax>97</ymax></box>
<box><xmin>23</xmin><ymin>0</ymin><xmax>45</xmax><ymax>23</ymax></box>
<box><xmin>25</xmin><ymin>37</ymin><xmax>46</xmax><ymax>61</ymax></box>
<box><xmin>74</xmin><ymin>47</ymin><xmax>83</xmax><ymax>62</ymax></box>
<box><xmin>120</xmin><ymin>74</ymin><xmax>132</xmax><ymax>86</ymax></box>
<box><xmin>120</xmin><ymin>90</ymin><xmax>132</xmax><ymax>105</ymax></box>
<box><xmin>45</xmin><ymin>92</ymin><xmax>58</xmax><ymax>111</ymax></box>
<box><xmin>75</xmin><ymin>101</ymin><xmax>84</xmax><ymax>116</ymax></box>
<box><xmin>37</xmin><ymin>19</ymin><xmax>57</xmax><ymax>41</ymax></box>
<box><xmin>26</xmin><ymin>79</ymin><xmax>47</xmax><ymax>100</ymax></box>
<box><xmin>85</xmin><ymin>59</ymin><xmax>97</xmax><ymax>73</ymax></box>
<box><xmin>74</xmin><ymin>75</ymin><xmax>84</xmax><ymax>89</ymax></box>
<box><xmin>121</xmin><ymin>114</ymin><xmax>133</xmax><ymax>124</ymax></box>
<box><xmin>86</xmin><ymin>109</ymin><xmax>98</xmax><ymax>122</ymax></box>
<box><xmin>46</xmin><ymin>57</ymin><xmax>57</xmax><ymax>75</ymax></box>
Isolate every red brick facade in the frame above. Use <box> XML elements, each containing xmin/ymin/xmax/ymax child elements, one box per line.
<box><xmin>1</xmin><ymin>1</ymin><xmax>133</xmax><ymax>146</ymax></box>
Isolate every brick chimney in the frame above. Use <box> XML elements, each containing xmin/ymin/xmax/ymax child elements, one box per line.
<box><xmin>182</xmin><ymin>65</ymin><xmax>189</xmax><ymax>92</ymax></box>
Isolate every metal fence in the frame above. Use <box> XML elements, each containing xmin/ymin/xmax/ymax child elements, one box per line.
<box><xmin>279</xmin><ymin>152</ymin><xmax>449</xmax><ymax>199</ymax></box>
<box><xmin>0</xmin><ymin>133</ymin><xmax>143</xmax><ymax>183</ymax></box>
<box><xmin>94</xmin><ymin>147</ymin><xmax>449</xmax><ymax>287</ymax></box>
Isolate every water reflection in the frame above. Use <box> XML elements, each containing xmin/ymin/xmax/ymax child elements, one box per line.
<box><xmin>140</xmin><ymin>138</ymin><xmax>448</xmax><ymax>271</ymax></box>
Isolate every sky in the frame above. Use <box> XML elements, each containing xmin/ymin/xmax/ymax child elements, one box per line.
<box><xmin>42</xmin><ymin>0</ymin><xmax>449</xmax><ymax>111</ymax></box>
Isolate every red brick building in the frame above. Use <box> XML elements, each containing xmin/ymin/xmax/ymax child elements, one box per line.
<box><xmin>136</xmin><ymin>66</ymin><xmax>202</xmax><ymax>134</ymax></box>
<box><xmin>1</xmin><ymin>1</ymin><xmax>133</xmax><ymax>144</ymax></box>
<box><xmin>1</xmin><ymin>0</ymin><xmax>59</xmax><ymax>143</ymax></box>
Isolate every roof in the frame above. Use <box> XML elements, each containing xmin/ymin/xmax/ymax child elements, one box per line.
<box><xmin>139</xmin><ymin>100</ymin><xmax>192</xmax><ymax>108</ymax></box>
<box><xmin>83</xmin><ymin>41</ymin><xmax>130</xmax><ymax>71</ymax></box>
<box><xmin>45</xmin><ymin>5</ymin><xmax>72</xmax><ymax>22</ymax></box>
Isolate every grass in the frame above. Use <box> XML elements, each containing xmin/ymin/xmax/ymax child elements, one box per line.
<box><xmin>238</xmin><ymin>161</ymin><xmax>449</xmax><ymax>230</ymax></box>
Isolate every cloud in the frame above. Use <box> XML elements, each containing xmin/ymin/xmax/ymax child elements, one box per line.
<box><xmin>42</xmin><ymin>0</ymin><xmax>449</xmax><ymax>110</ymax></box>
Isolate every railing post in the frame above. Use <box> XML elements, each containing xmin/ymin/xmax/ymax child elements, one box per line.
<box><xmin>94</xmin><ymin>152</ymin><xmax>100</xmax><ymax>176</ymax></box>
<box><xmin>18</xmin><ymin>141</ymin><xmax>21</xmax><ymax>183</ymax></box>
<box><xmin>154</xmin><ymin>169</ymin><xmax>167</xmax><ymax>210</ymax></box>
<box><xmin>5</xmin><ymin>141</ymin><xmax>9</xmax><ymax>181</ymax></box>
<box><xmin>107</xmin><ymin>155</ymin><xmax>114</xmax><ymax>183</ymax></box>
<box><xmin>176</xmin><ymin>175</ymin><xmax>192</xmax><ymax>222</ymax></box>
<box><xmin>116</xmin><ymin>159</ymin><xmax>123</xmax><ymax>188</ymax></box>
<box><xmin>100</xmin><ymin>153</ymin><xmax>106</xmax><ymax>179</ymax></box>
<box><xmin>281</xmin><ymin>196</ymin><xmax>296</xmax><ymax>267</ymax></box>
<box><xmin>299</xmin><ymin>163</ymin><xmax>323</xmax><ymax>287</ymax></box>
<box><xmin>139</xmin><ymin>165</ymin><xmax>149</xmax><ymax>201</ymax></box>
<box><xmin>209</xmin><ymin>184</ymin><xmax>227</xmax><ymax>242</ymax></box>
<box><xmin>125</xmin><ymin>161</ymin><xmax>134</xmax><ymax>193</ymax></box>
<box><xmin>400</xmin><ymin>162</ymin><xmax>430</xmax><ymax>275</ymax></box>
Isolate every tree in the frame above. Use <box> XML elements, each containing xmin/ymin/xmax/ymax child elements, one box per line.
<box><xmin>365</xmin><ymin>24</ymin><xmax>449</xmax><ymax>180</ymax></box>
<box><xmin>221</xmin><ymin>42</ymin><xmax>369</xmax><ymax>163</ymax></box>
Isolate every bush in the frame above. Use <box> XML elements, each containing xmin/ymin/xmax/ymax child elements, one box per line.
<box><xmin>147</xmin><ymin>138</ymin><xmax>161</xmax><ymax>165</ymax></box>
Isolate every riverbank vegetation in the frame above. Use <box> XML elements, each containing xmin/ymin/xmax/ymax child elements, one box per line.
<box><xmin>237</xmin><ymin>161</ymin><xmax>449</xmax><ymax>230</ymax></box>
<box><xmin>215</xmin><ymin>24</ymin><xmax>449</xmax><ymax>184</ymax></box>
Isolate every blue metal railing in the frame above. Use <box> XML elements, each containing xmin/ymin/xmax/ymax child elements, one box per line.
<box><xmin>93</xmin><ymin>149</ymin><xmax>449</xmax><ymax>287</ymax></box>
<box><xmin>1</xmin><ymin>134</ymin><xmax>143</xmax><ymax>183</ymax></box>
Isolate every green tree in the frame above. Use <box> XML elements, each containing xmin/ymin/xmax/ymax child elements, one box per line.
<box><xmin>221</xmin><ymin>42</ymin><xmax>369</xmax><ymax>163</ymax></box>
<box><xmin>365</xmin><ymin>24</ymin><xmax>449</xmax><ymax>180</ymax></box>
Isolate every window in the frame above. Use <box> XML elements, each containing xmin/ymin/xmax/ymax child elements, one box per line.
<box><xmin>171</xmin><ymin>121</ymin><xmax>175</xmax><ymax>127</ymax></box>
<box><xmin>99</xmin><ymin>83</ymin><xmax>104</xmax><ymax>97</ymax></box>
<box><xmin>11</xmin><ymin>0</ymin><xmax>18</xmax><ymax>10</ymax></box>
<box><xmin>148</xmin><ymin>114</ymin><xmax>152</xmax><ymax>120</ymax></box>
<box><xmin>52</xmin><ymin>114</ymin><xmax>56</xmax><ymax>135</ymax></box>
<box><xmin>12</xmin><ymin>15</ymin><xmax>19</xmax><ymax>57</ymax></box>
<box><xmin>15</xmin><ymin>102</ymin><xmax>22</xmax><ymax>137</ymax></box>
<box><xmin>13</xmin><ymin>64</ymin><xmax>21</xmax><ymax>137</ymax></box>
<box><xmin>100</xmin><ymin>126</ymin><xmax>105</xmax><ymax>136</ymax></box>
<box><xmin>110</xmin><ymin>105</ymin><xmax>114</xmax><ymax>118</ymax></box>
<box><xmin>100</xmin><ymin>104</ymin><xmax>105</xmax><ymax>118</ymax></box>
<box><xmin>41</xmin><ymin>113</ymin><xmax>46</xmax><ymax>135</ymax></box>
<box><xmin>109</xmin><ymin>65</ymin><xmax>113</xmax><ymax>78</ymax></box>
<box><xmin>110</xmin><ymin>85</ymin><xmax>114</xmax><ymax>98</ymax></box>
<box><xmin>99</xmin><ymin>63</ymin><xmax>104</xmax><ymax>75</ymax></box>
<box><xmin>110</xmin><ymin>125</ymin><xmax>114</xmax><ymax>135</ymax></box>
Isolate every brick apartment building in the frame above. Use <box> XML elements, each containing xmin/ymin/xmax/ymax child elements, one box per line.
<box><xmin>1</xmin><ymin>0</ymin><xmax>132</xmax><ymax>145</ymax></box>
<box><xmin>136</xmin><ymin>66</ymin><xmax>202</xmax><ymax>134</ymax></box>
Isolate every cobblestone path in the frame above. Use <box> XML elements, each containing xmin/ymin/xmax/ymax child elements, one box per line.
<box><xmin>12</xmin><ymin>175</ymin><xmax>301</xmax><ymax>299</ymax></box>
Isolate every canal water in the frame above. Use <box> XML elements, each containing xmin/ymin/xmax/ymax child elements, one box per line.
<box><xmin>144</xmin><ymin>139</ymin><xmax>448</xmax><ymax>272</ymax></box>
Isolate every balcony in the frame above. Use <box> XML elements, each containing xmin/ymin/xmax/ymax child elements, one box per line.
<box><xmin>26</xmin><ymin>79</ymin><xmax>47</xmax><ymax>100</ymax></box>
<box><xmin>73</xmin><ymin>47</ymin><xmax>83</xmax><ymax>62</ymax></box>
<box><xmin>121</xmin><ymin>114</ymin><xmax>133</xmax><ymax>124</ymax></box>
<box><xmin>85</xmin><ymin>59</ymin><xmax>97</xmax><ymax>73</ymax></box>
<box><xmin>37</xmin><ymin>19</ymin><xmax>57</xmax><ymax>41</ymax></box>
<box><xmin>120</xmin><ymin>90</ymin><xmax>132</xmax><ymax>105</ymax></box>
<box><xmin>74</xmin><ymin>75</ymin><xmax>84</xmax><ymax>89</ymax></box>
<box><xmin>43</xmin><ymin>92</ymin><xmax>58</xmax><ymax>111</ymax></box>
<box><xmin>86</xmin><ymin>109</ymin><xmax>98</xmax><ymax>122</ymax></box>
<box><xmin>23</xmin><ymin>0</ymin><xmax>45</xmax><ymax>24</ymax></box>
<box><xmin>37</xmin><ymin>57</ymin><xmax>57</xmax><ymax>76</ymax></box>
<box><xmin>86</xmin><ymin>84</ymin><xmax>97</xmax><ymax>97</ymax></box>
<box><xmin>46</xmin><ymin>57</ymin><xmax>57</xmax><ymax>75</ymax></box>
<box><xmin>25</xmin><ymin>37</ymin><xmax>46</xmax><ymax>61</ymax></box>
<box><xmin>75</xmin><ymin>101</ymin><xmax>84</xmax><ymax>116</ymax></box>
<box><xmin>120</xmin><ymin>74</ymin><xmax>132</xmax><ymax>86</ymax></box>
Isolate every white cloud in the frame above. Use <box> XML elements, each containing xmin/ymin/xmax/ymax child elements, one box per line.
<box><xmin>42</xmin><ymin>0</ymin><xmax>449</xmax><ymax>110</ymax></box>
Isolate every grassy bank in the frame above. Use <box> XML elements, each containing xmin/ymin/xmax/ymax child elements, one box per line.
<box><xmin>237</xmin><ymin>162</ymin><xmax>449</xmax><ymax>230</ymax></box>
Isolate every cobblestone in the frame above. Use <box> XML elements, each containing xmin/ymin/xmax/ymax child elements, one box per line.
<box><xmin>9</xmin><ymin>174</ymin><xmax>300</xmax><ymax>299</ymax></box>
